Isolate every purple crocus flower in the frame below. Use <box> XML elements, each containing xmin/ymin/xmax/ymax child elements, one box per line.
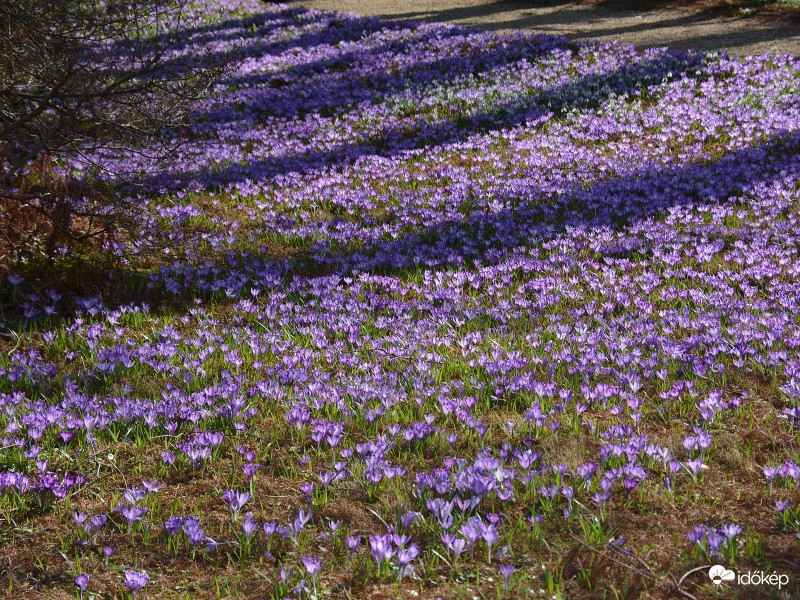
<box><xmin>90</xmin><ymin>514</ymin><xmax>107</xmax><ymax>532</ymax></box>
<box><xmin>182</xmin><ymin>517</ymin><xmax>206</xmax><ymax>548</ymax></box>
<box><xmin>123</xmin><ymin>570</ymin><xmax>149</xmax><ymax>592</ymax></box>
<box><xmin>223</xmin><ymin>489</ymin><xmax>251</xmax><ymax>513</ymax></box>
<box><xmin>141</xmin><ymin>480</ymin><xmax>164</xmax><ymax>494</ymax></box>
<box><xmin>719</xmin><ymin>523</ymin><xmax>743</xmax><ymax>540</ymax></box>
<box><xmin>263</xmin><ymin>520</ymin><xmax>277</xmax><ymax>543</ymax></box>
<box><xmin>441</xmin><ymin>533</ymin><xmax>467</xmax><ymax>558</ymax></box>
<box><xmin>684</xmin><ymin>459</ymin><xmax>706</xmax><ymax>479</ymax></box>
<box><xmin>369</xmin><ymin>534</ymin><xmax>395</xmax><ymax>568</ymax></box>
<box><xmin>401</xmin><ymin>511</ymin><xmax>422</xmax><ymax>529</ymax></box>
<box><xmin>294</xmin><ymin>509</ymin><xmax>313</xmax><ymax>532</ymax></box>
<box><xmin>346</xmin><ymin>535</ymin><xmax>361</xmax><ymax>559</ymax></box>
<box><xmin>123</xmin><ymin>487</ymin><xmax>146</xmax><ymax>505</ymax></box>
<box><xmin>499</xmin><ymin>563</ymin><xmax>515</xmax><ymax>589</ymax></box>
<box><xmin>302</xmin><ymin>554</ymin><xmax>322</xmax><ymax>578</ymax></box>
<box><xmin>482</xmin><ymin>524</ymin><xmax>500</xmax><ymax>563</ymax></box>
<box><xmin>396</xmin><ymin>543</ymin><xmax>419</xmax><ymax>580</ymax></box>
<box><xmin>706</xmin><ymin>531</ymin><xmax>724</xmax><ymax>556</ymax></box>
<box><xmin>242</xmin><ymin>513</ymin><xmax>259</xmax><ymax>540</ymax></box>
<box><xmin>164</xmin><ymin>515</ymin><xmax>183</xmax><ymax>537</ymax></box>
<box><xmin>242</xmin><ymin>463</ymin><xmax>261</xmax><ymax>478</ymax></box>
<box><xmin>686</xmin><ymin>525</ymin><xmax>706</xmax><ymax>545</ymax></box>
<box><xmin>119</xmin><ymin>505</ymin><xmax>147</xmax><ymax>529</ymax></box>
<box><xmin>397</xmin><ymin>543</ymin><xmax>419</xmax><ymax>566</ymax></box>
<box><xmin>74</xmin><ymin>573</ymin><xmax>89</xmax><ymax>592</ymax></box>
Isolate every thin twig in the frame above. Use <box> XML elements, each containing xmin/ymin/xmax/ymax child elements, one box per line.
<box><xmin>674</xmin><ymin>565</ymin><xmax>710</xmax><ymax>600</ymax></box>
<box><xmin>365</xmin><ymin>506</ymin><xmax>389</xmax><ymax>530</ymax></box>
<box><xmin>607</xmin><ymin>542</ymin><xmax>660</xmax><ymax>580</ymax></box>
<box><xmin>670</xmin><ymin>572</ymin><xmax>699</xmax><ymax>600</ymax></box>
<box><xmin>4</xmin><ymin>329</ymin><xmax>22</xmax><ymax>356</ymax></box>
<box><xmin>566</xmin><ymin>533</ymin><xmax>657</xmax><ymax>582</ymax></box>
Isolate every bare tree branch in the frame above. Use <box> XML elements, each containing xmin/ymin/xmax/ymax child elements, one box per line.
<box><xmin>0</xmin><ymin>0</ymin><xmax>242</xmax><ymax>264</ymax></box>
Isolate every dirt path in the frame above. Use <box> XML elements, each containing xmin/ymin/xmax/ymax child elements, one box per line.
<box><xmin>286</xmin><ymin>0</ymin><xmax>800</xmax><ymax>57</ymax></box>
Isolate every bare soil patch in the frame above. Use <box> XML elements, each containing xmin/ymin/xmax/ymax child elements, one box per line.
<box><xmin>287</xmin><ymin>0</ymin><xmax>800</xmax><ymax>56</ymax></box>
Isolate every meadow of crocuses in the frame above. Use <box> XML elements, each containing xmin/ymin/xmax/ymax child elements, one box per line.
<box><xmin>2</xmin><ymin>1</ymin><xmax>800</xmax><ymax>598</ymax></box>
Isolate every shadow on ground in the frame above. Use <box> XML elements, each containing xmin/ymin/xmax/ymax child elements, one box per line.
<box><xmin>2</xmin><ymin>2</ymin><xmax>798</xmax><ymax>331</ymax></box>
<box><xmin>284</xmin><ymin>0</ymin><xmax>800</xmax><ymax>55</ymax></box>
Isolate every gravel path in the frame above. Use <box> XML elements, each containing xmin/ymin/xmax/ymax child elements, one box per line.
<box><xmin>287</xmin><ymin>0</ymin><xmax>800</xmax><ymax>56</ymax></box>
